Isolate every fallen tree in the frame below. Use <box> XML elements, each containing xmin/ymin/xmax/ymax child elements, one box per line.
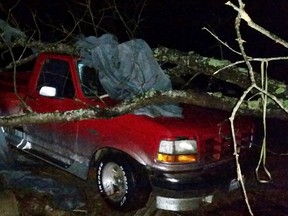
<box><xmin>0</xmin><ymin>39</ymin><xmax>288</xmax><ymax>125</ymax></box>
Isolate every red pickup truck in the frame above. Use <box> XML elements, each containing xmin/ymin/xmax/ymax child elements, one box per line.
<box><xmin>0</xmin><ymin>52</ymin><xmax>255</xmax><ymax>211</ymax></box>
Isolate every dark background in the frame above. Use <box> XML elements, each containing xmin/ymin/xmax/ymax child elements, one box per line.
<box><xmin>1</xmin><ymin>0</ymin><xmax>288</xmax><ymax>81</ymax></box>
<box><xmin>1</xmin><ymin>1</ymin><xmax>288</xmax><ymax>52</ymax></box>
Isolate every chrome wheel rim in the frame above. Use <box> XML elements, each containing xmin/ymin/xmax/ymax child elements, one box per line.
<box><xmin>101</xmin><ymin>162</ymin><xmax>127</xmax><ymax>202</ymax></box>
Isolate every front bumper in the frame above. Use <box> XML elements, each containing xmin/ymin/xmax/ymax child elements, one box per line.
<box><xmin>151</xmin><ymin>158</ymin><xmax>237</xmax><ymax>192</ymax></box>
<box><xmin>149</xmin><ymin>152</ymin><xmax>254</xmax><ymax>211</ymax></box>
<box><xmin>156</xmin><ymin>194</ymin><xmax>214</xmax><ymax>211</ymax></box>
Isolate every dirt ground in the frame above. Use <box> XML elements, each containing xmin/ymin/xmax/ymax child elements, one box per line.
<box><xmin>1</xmin><ymin>120</ymin><xmax>288</xmax><ymax>216</ymax></box>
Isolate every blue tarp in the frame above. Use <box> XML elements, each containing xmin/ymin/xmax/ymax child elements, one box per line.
<box><xmin>76</xmin><ymin>34</ymin><xmax>183</xmax><ymax>118</ymax></box>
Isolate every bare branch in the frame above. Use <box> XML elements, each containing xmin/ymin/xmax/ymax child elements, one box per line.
<box><xmin>226</xmin><ymin>1</ymin><xmax>288</xmax><ymax>49</ymax></box>
<box><xmin>202</xmin><ymin>27</ymin><xmax>242</xmax><ymax>56</ymax></box>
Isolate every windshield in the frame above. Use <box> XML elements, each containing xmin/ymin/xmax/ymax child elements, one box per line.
<box><xmin>77</xmin><ymin>62</ymin><xmax>107</xmax><ymax>97</ymax></box>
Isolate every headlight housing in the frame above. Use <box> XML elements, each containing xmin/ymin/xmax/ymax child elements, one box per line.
<box><xmin>157</xmin><ymin>139</ymin><xmax>198</xmax><ymax>163</ymax></box>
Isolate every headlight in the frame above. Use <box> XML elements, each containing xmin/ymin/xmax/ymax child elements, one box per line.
<box><xmin>157</xmin><ymin>139</ymin><xmax>198</xmax><ymax>163</ymax></box>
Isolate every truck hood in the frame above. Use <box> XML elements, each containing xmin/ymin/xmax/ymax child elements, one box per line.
<box><xmin>150</xmin><ymin>104</ymin><xmax>231</xmax><ymax>138</ymax></box>
<box><xmin>149</xmin><ymin>103</ymin><xmax>253</xmax><ymax>147</ymax></box>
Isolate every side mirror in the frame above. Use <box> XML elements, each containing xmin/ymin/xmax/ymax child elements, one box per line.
<box><xmin>39</xmin><ymin>86</ymin><xmax>57</xmax><ymax>97</ymax></box>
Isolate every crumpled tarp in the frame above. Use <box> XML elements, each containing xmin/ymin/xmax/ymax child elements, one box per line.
<box><xmin>76</xmin><ymin>34</ymin><xmax>183</xmax><ymax>118</ymax></box>
<box><xmin>0</xmin><ymin>130</ymin><xmax>86</xmax><ymax>211</ymax></box>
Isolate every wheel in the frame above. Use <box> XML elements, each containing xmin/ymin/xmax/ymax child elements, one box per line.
<box><xmin>96</xmin><ymin>153</ymin><xmax>151</xmax><ymax>211</ymax></box>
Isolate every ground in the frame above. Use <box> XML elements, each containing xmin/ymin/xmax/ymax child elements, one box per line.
<box><xmin>2</xmin><ymin>150</ymin><xmax>288</xmax><ymax>216</ymax></box>
<box><xmin>1</xmin><ymin>120</ymin><xmax>288</xmax><ymax>216</ymax></box>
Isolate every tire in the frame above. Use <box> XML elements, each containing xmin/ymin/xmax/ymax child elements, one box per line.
<box><xmin>96</xmin><ymin>153</ymin><xmax>151</xmax><ymax>211</ymax></box>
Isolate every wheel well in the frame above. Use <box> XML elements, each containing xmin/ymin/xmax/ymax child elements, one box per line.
<box><xmin>93</xmin><ymin>147</ymin><xmax>141</xmax><ymax>168</ymax></box>
<box><xmin>93</xmin><ymin>148</ymin><xmax>150</xmax><ymax>181</ymax></box>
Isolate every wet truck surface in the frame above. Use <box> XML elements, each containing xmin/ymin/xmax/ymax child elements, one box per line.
<box><xmin>0</xmin><ymin>52</ymin><xmax>255</xmax><ymax>211</ymax></box>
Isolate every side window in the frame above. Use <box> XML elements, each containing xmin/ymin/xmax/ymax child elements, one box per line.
<box><xmin>37</xmin><ymin>59</ymin><xmax>75</xmax><ymax>98</ymax></box>
<box><xmin>78</xmin><ymin>63</ymin><xmax>107</xmax><ymax>97</ymax></box>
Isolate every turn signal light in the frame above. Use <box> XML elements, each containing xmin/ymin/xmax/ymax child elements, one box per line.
<box><xmin>157</xmin><ymin>153</ymin><xmax>197</xmax><ymax>163</ymax></box>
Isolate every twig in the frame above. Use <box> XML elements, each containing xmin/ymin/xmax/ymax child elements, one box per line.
<box><xmin>255</xmin><ymin>60</ymin><xmax>272</xmax><ymax>183</ymax></box>
<box><xmin>213</xmin><ymin>56</ymin><xmax>288</xmax><ymax>75</ymax></box>
<box><xmin>3</xmin><ymin>38</ymin><xmax>33</xmax><ymax>113</ymax></box>
<box><xmin>225</xmin><ymin>0</ymin><xmax>288</xmax><ymax>215</ymax></box>
<box><xmin>226</xmin><ymin>1</ymin><xmax>288</xmax><ymax>49</ymax></box>
<box><xmin>202</xmin><ymin>27</ymin><xmax>242</xmax><ymax>56</ymax></box>
<box><xmin>229</xmin><ymin>0</ymin><xmax>255</xmax><ymax>215</ymax></box>
<box><xmin>86</xmin><ymin>0</ymin><xmax>98</xmax><ymax>36</ymax></box>
<box><xmin>229</xmin><ymin>84</ymin><xmax>255</xmax><ymax>216</ymax></box>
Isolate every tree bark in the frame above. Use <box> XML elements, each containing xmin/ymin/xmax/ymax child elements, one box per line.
<box><xmin>0</xmin><ymin>89</ymin><xmax>287</xmax><ymax>127</ymax></box>
<box><xmin>153</xmin><ymin>47</ymin><xmax>288</xmax><ymax>97</ymax></box>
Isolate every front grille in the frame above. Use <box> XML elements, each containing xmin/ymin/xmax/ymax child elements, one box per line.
<box><xmin>203</xmin><ymin>129</ymin><xmax>253</xmax><ymax>163</ymax></box>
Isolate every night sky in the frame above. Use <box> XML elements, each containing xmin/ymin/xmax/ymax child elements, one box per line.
<box><xmin>1</xmin><ymin>0</ymin><xmax>288</xmax><ymax>80</ymax></box>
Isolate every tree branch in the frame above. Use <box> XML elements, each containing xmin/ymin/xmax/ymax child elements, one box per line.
<box><xmin>1</xmin><ymin>89</ymin><xmax>287</xmax><ymax>127</ymax></box>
